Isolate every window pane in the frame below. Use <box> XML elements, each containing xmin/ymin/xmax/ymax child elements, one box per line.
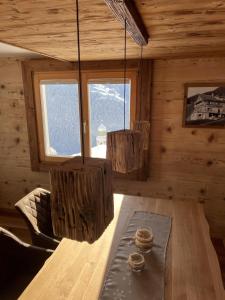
<box><xmin>88</xmin><ymin>80</ymin><xmax>131</xmax><ymax>158</ymax></box>
<box><xmin>40</xmin><ymin>81</ymin><xmax>81</xmax><ymax>157</ymax></box>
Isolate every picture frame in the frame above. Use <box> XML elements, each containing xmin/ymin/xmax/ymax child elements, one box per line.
<box><xmin>183</xmin><ymin>83</ymin><xmax>225</xmax><ymax>128</ymax></box>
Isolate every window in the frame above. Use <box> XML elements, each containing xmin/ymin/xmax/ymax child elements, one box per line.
<box><xmin>33</xmin><ymin>70</ymin><xmax>137</xmax><ymax>163</ymax></box>
<box><xmin>23</xmin><ymin>59</ymin><xmax>151</xmax><ymax>180</ymax></box>
<box><xmin>83</xmin><ymin>71</ymin><xmax>136</xmax><ymax>159</ymax></box>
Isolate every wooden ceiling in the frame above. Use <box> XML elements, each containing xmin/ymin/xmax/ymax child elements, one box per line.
<box><xmin>0</xmin><ymin>0</ymin><xmax>225</xmax><ymax>61</ymax></box>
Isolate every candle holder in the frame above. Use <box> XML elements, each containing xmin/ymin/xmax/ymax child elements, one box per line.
<box><xmin>128</xmin><ymin>252</ymin><xmax>145</xmax><ymax>272</ymax></box>
<box><xmin>134</xmin><ymin>227</ymin><xmax>154</xmax><ymax>254</ymax></box>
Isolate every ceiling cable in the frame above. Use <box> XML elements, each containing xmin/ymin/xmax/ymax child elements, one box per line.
<box><xmin>139</xmin><ymin>46</ymin><xmax>143</xmax><ymax>120</ymax></box>
<box><xmin>123</xmin><ymin>15</ymin><xmax>127</xmax><ymax>131</ymax></box>
<box><xmin>75</xmin><ymin>0</ymin><xmax>85</xmax><ymax>164</ymax></box>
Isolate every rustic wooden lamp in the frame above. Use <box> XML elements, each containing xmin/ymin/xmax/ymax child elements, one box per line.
<box><xmin>106</xmin><ymin>15</ymin><xmax>143</xmax><ymax>174</ymax></box>
<box><xmin>49</xmin><ymin>0</ymin><xmax>113</xmax><ymax>244</ymax></box>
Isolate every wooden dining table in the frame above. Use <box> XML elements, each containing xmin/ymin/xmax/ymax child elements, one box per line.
<box><xmin>20</xmin><ymin>194</ymin><xmax>224</xmax><ymax>300</ymax></box>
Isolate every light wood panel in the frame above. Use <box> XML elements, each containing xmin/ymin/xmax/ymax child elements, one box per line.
<box><xmin>20</xmin><ymin>195</ymin><xmax>224</xmax><ymax>300</ymax></box>
<box><xmin>0</xmin><ymin>57</ymin><xmax>151</xmax><ymax>210</ymax></box>
<box><xmin>115</xmin><ymin>56</ymin><xmax>225</xmax><ymax>238</ymax></box>
<box><xmin>1</xmin><ymin>1</ymin><xmax>225</xmax><ymax>60</ymax></box>
<box><xmin>0</xmin><ymin>58</ymin><xmax>49</xmax><ymax>209</ymax></box>
<box><xmin>1</xmin><ymin>56</ymin><xmax>225</xmax><ymax>239</ymax></box>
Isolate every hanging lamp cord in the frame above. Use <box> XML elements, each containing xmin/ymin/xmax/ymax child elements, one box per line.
<box><xmin>123</xmin><ymin>15</ymin><xmax>127</xmax><ymax>131</ymax></box>
<box><xmin>75</xmin><ymin>0</ymin><xmax>85</xmax><ymax>164</ymax></box>
<box><xmin>139</xmin><ymin>46</ymin><xmax>143</xmax><ymax>121</ymax></box>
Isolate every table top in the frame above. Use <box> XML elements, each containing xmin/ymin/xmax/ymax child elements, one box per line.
<box><xmin>20</xmin><ymin>195</ymin><xmax>225</xmax><ymax>300</ymax></box>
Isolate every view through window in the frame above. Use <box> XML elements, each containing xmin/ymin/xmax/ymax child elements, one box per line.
<box><xmin>35</xmin><ymin>71</ymin><xmax>136</xmax><ymax>163</ymax></box>
<box><xmin>89</xmin><ymin>81</ymin><xmax>131</xmax><ymax>158</ymax></box>
<box><xmin>40</xmin><ymin>81</ymin><xmax>81</xmax><ymax>157</ymax></box>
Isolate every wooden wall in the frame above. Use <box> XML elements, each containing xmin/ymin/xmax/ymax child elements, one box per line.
<box><xmin>0</xmin><ymin>58</ymin><xmax>49</xmax><ymax>209</ymax></box>
<box><xmin>115</xmin><ymin>57</ymin><xmax>225</xmax><ymax>238</ymax></box>
<box><xmin>1</xmin><ymin>57</ymin><xmax>225</xmax><ymax>238</ymax></box>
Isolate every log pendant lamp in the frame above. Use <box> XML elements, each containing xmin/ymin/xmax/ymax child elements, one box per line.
<box><xmin>107</xmin><ymin>129</ymin><xmax>143</xmax><ymax>173</ymax></box>
<box><xmin>106</xmin><ymin>14</ymin><xmax>143</xmax><ymax>174</ymax></box>
<box><xmin>50</xmin><ymin>157</ymin><xmax>113</xmax><ymax>243</ymax></box>
<box><xmin>49</xmin><ymin>0</ymin><xmax>113</xmax><ymax>243</ymax></box>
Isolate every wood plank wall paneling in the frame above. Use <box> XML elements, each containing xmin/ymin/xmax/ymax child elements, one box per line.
<box><xmin>0</xmin><ymin>58</ymin><xmax>49</xmax><ymax>209</ymax></box>
<box><xmin>1</xmin><ymin>57</ymin><xmax>225</xmax><ymax>238</ymax></box>
<box><xmin>115</xmin><ymin>57</ymin><xmax>225</xmax><ymax>238</ymax></box>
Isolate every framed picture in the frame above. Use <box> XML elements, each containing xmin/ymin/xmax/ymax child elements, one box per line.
<box><xmin>183</xmin><ymin>83</ymin><xmax>225</xmax><ymax>128</ymax></box>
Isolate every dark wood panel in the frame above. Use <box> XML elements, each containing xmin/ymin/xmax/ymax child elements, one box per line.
<box><xmin>104</xmin><ymin>0</ymin><xmax>149</xmax><ymax>46</ymax></box>
<box><xmin>0</xmin><ymin>207</ymin><xmax>31</xmax><ymax>243</ymax></box>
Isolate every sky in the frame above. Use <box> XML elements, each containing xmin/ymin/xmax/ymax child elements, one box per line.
<box><xmin>187</xmin><ymin>86</ymin><xmax>218</xmax><ymax>97</ymax></box>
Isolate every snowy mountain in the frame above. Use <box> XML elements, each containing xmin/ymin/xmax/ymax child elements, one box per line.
<box><xmin>44</xmin><ymin>82</ymin><xmax>130</xmax><ymax>156</ymax></box>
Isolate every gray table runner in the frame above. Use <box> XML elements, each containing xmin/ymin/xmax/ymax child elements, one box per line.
<box><xmin>100</xmin><ymin>211</ymin><xmax>172</xmax><ymax>300</ymax></box>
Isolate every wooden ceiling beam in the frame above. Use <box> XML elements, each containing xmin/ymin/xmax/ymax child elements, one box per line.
<box><xmin>104</xmin><ymin>0</ymin><xmax>149</xmax><ymax>46</ymax></box>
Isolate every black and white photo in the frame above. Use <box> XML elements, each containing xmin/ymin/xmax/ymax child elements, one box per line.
<box><xmin>184</xmin><ymin>84</ymin><xmax>225</xmax><ymax>127</ymax></box>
